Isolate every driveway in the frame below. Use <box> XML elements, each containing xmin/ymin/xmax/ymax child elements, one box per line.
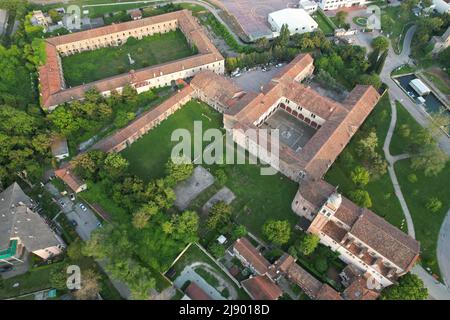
<box><xmin>231</xmin><ymin>66</ymin><xmax>282</xmax><ymax>92</ymax></box>
<box><xmin>45</xmin><ymin>183</ymin><xmax>100</xmax><ymax>241</ymax></box>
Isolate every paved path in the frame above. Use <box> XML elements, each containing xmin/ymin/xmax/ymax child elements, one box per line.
<box><xmin>376</xmin><ymin>26</ymin><xmax>450</xmax><ymax>299</ymax></box>
<box><xmin>383</xmin><ymin>98</ymin><xmax>415</xmax><ymax>239</ymax></box>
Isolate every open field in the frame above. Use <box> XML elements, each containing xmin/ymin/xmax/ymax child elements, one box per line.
<box><xmin>122</xmin><ymin>100</ymin><xmax>223</xmax><ymax>181</ymax></box>
<box><xmin>62</xmin><ymin>29</ymin><xmax>196</xmax><ymax>86</ymax></box>
<box><xmin>325</xmin><ymin>94</ymin><xmax>406</xmax><ymax>230</ymax></box>
<box><xmin>390</xmin><ymin>102</ymin><xmax>449</xmax><ymax>277</ymax></box>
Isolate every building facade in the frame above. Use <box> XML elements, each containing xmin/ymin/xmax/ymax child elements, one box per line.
<box><xmin>319</xmin><ymin>0</ymin><xmax>369</xmax><ymax>11</ymax></box>
<box><xmin>38</xmin><ymin>10</ymin><xmax>224</xmax><ymax>110</ymax></box>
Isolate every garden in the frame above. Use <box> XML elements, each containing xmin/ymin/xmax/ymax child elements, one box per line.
<box><xmin>61</xmin><ymin>29</ymin><xmax>197</xmax><ymax>87</ymax></box>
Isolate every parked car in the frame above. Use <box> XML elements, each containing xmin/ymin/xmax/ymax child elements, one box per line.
<box><xmin>79</xmin><ymin>203</ymin><xmax>87</xmax><ymax>212</ymax></box>
<box><xmin>59</xmin><ymin>200</ymin><xmax>66</xmax><ymax>207</ymax></box>
<box><xmin>70</xmin><ymin>193</ymin><xmax>75</xmax><ymax>201</ymax></box>
<box><xmin>70</xmin><ymin>220</ymin><xmax>78</xmax><ymax>227</ymax></box>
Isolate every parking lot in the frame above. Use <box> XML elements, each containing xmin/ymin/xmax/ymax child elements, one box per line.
<box><xmin>231</xmin><ymin>66</ymin><xmax>282</xmax><ymax>92</ymax></box>
<box><xmin>45</xmin><ymin>183</ymin><xmax>100</xmax><ymax>241</ymax></box>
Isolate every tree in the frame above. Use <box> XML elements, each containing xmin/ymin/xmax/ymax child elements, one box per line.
<box><xmin>207</xmin><ymin>201</ymin><xmax>232</xmax><ymax>230</ymax></box>
<box><xmin>335</xmin><ymin>11</ymin><xmax>348</xmax><ymax>27</ymax></box>
<box><xmin>371</xmin><ymin>36</ymin><xmax>389</xmax><ymax>52</ymax></box>
<box><xmin>425</xmin><ymin>197</ymin><xmax>443</xmax><ymax>213</ymax></box>
<box><xmin>298</xmin><ymin>234</ymin><xmax>320</xmax><ymax>256</ymax></box>
<box><xmin>358</xmin><ymin>73</ymin><xmax>381</xmax><ymax>89</ymax></box>
<box><xmin>73</xmin><ymin>269</ymin><xmax>101</xmax><ymax>300</ymax></box>
<box><xmin>165</xmin><ymin>158</ymin><xmax>194</xmax><ymax>186</ymax></box>
<box><xmin>103</xmin><ymin>152</ymin><xmax>129</xmax><ymax>180</ymax></box>
<box><xmin>50</xmin><ymin>266</ymin><xmax>68</xmax><ymax>290</ymax></box>
<box><xmin>277</xmin><ymin>24</ymin><xmax>290</xmax><ymax>47</ymax></box>
<box><xmin>381</xmin><ymin>273</ymin><xmax>427</xmax><ymax>300</ymax></box>
<box><xmin>208</xmin><ymin>242</ymin><xmax>226</xmax><ymax>258</ymax></box>
<box><xmin>399</xmin><ymin>124</ymin><xmax>411</xmax><ymax>138</ymax></box>
<box><xmin>231</xmin><ymin>225</ymin><xmax>247</xmax><ymax>240</ymax></box>
<box><xmin>429</xmin><ymin>111</ymin><xmax>450</xmax><ymax>136</ymax></box>
<box><xmin>67</xmin><ymin>240</ymin><xmax>84</xmax><ymax>261</ymax></box>
<box><xmin>349</xmin><ymin>189</ymin><xmax>372</xmax><ymax>208</ymax></box>
<box><xmin>356</xmin><ymin>130</ymin><xmax>378</xmax><ymax>159</ymax></box>
<box><xmin>411</xmin><ymin>144</ymin><xmax>448</xmax><ymax>177</ymax></box>
<box><xmin>351</xmin><ymin>166</ymin><xmax>371</xmax><ymax>186</ymax></box>
<box><xmin>132</xmin><ymin>203</ymin><xmax>159</xmax><ymax>229</ymax></box>
<box><xmin>262</xmin><ymin>220</ymin><xmax>291</xmax><ymax>245</ymax></box>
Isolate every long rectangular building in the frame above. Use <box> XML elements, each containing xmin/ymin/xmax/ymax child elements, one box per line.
<box><xmin>38</xmin><ymin>9</ymin><xmax>224</xmax><ymax>110</ymax></box>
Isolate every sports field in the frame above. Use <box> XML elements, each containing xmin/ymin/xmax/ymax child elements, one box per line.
<box><xmin>62</xmin><ymin>29</ymin><xmax>196</xmax><ymax>87</ymax></box>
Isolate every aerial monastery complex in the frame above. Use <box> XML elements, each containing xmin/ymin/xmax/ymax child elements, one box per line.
<box><xmin>46</xmin><ymin>11</ymin><xmax>419</xmax><ymax>294</ymax></box>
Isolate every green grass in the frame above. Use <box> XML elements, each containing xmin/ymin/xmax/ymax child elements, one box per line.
<box><xmin>325</xmin><ymin>94</ymin><xmax>406</xmax><ymax>230</ymax></box>
<box><xmin>352</xmin><ymin>16</ymin><xmax>367</xmax><ymax>27</ymax></box>
<box><xmin>391</xmin><ymin>64</ymin><xmax>416</xmax><ymax>77</ymax></box>
<box><xmin>312</xmin><ymin>10</ymin><xmax>335</xmax><ymax>35</ymax></box>
<box><xmin>62</xmin><ymin>29</ymin><xmax>196</xmax><ymax>87</ymax></box>
<box><xmin>389</xmin><ymin>101</ymin><xmax>449</xmax><ymax>277</ymax></box>
<box><xmin>122</xmin><ymin>99</ymin><xmax>223</xmax><ymax>181</ymax></box>
<box><xmin>0</xmin><ymin>263</ymin><xmax>61</xmax><ymax>299</ymax></box>
<box><xmin>380</xmin><ymin>7</ymin><xmax>416</xmax><ymax>54</ymax></box>
<box><xmin>390</xmin><ymin>101</ymin><xmax>423</xmax><ymax>156</ymax></box>
<box><xmin>167</xmin><ymin>243</ymin><xmax>249</xmax><ymax>300</ymax></box>
<box><xmin>80</xmin><ymin>179</ymin><xmax>129</xmax><ymax>223</ymax></box>
<box><xmin>394</xmin><ymin>159</ymin><xmax>450</xmax><ymax>277</ymax></box>
<box><xmin>423</xmin><ymin>72</ymin><xmax>450</xmax><ymax>95</ymax></box>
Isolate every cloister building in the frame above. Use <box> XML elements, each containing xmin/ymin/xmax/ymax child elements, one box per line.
<box><xmin>38</xmin><ymin>10</ymin><xmax>224</xmax><ymax>110</ymax></box>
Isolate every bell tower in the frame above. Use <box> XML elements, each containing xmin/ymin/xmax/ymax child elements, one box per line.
<box><xmin>307</xmin><ymin>191</ymin><xmax>342</xmax><ymax>234</ymax></box>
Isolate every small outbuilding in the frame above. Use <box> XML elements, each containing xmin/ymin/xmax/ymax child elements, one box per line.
<box><xmin>268</xmin><ymin>8</ymin><xmax>318</xmax><ymax>35</ymax></box>
<box><xmin>51</xmin><ymin>136</ymin><xmax>69</xmax><ymax>161</ymax></box>
<box><xmin>409</xmin><ymin>78</ymin><xmax>431</xmax><ymax>96</ymax></box>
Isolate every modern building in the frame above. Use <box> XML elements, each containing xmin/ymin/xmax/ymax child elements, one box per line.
<box><xmin>433</xmin><ymin>0</ymin><xmax>450</xmax><ymax>14</ymax></box>
<box><xmin>268</xmin><ymin>8</ymin><xmax>318</xmax><ymax>35</ymax></box>
<box><xmin>299</xmin><ymin>0</ymin><xmax>319</xmax><ymax>14</ymax></box>
<box><xmin>319</xmin><ymin>0</ymin><xmax>369</xmax><ymax>11</ymax></box>
<box><xmin>0</xmin><ymin>183</ymin><xmax>65</xmax><ymax>265</ymax></box>
<box><xmin>410</xmin><ymin>78</ymin><xmax>431</xmax><ymax>96</ymax></box>
<box><xmin>38</xmin><ymin>10</ymin><xmax>224</xmax><ymax>111</ymax></box>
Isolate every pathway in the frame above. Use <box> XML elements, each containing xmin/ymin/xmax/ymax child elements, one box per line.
<box><xmin>378</xmin><ymin>25</ymin><xmax>450</xmax><ymax>299</ymax></box>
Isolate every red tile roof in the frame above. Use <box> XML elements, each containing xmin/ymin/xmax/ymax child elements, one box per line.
<box><xmin>233</xmin><ymin>238</ymin><xmax>270</xmax><ymax>275</ymax></box>
<box><xmin>242</xmin><ymin>275</ymin><xmax>283</xmax><ymax>300</ymax></box>
<box><xmin>185</xmin><ymin>282</ymin><xmax>212</xmax><ymax>300</ymax></box>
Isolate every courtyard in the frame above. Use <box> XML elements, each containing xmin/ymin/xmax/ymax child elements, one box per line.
<box><xmin>261</xmin><ymin>109</ymin><xmax>317</xmax><ymax>153</ymax></box>
<box><xmin>62</xmin><ymin>29</ymin><xmax>197</xmax><ymax>87</ymax></box>
<box><xmin>120</xmin><ymin>99</ymin><xmax>299</xmax><ymax>238</ymax></box>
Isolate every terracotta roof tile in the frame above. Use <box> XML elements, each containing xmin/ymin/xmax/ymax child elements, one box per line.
<box><xmin>242</xmin><ymin>275</ymin><xmax>283</xmax><ymax>300</ymax></box>
<box><xmin>233</xmin><ymin>238</ymin><xmax>270</xmax><ymax>275</ymax></box>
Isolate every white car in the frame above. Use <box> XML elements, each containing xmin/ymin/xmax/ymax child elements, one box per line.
<box><xmin>79</xmin><ymin>203</ymin><xmax>87</xmax><ymax>212</ymax></box>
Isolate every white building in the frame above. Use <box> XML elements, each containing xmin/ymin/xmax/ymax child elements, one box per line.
<box><xmin>319</xmin><ymin>0</ymin><xmax>369</xmax><ymax>11</ymax></box>
<box><xmin>299</xmin><ymin>0</ymin><xmax>319</xmax><ymax>13</ymax></box>
<box><xmin>433</xmin><ymin>0</ymin><xmax>450</xmax><ymax>14</ymax></box>
<box><xmin>410</xmin><ymin>79</ymin><xmax>431</xmax><ymax>96</ymax></box>
<box><xmin>268</xmin><ymin>8</ymin><xmax>318</xmax><ymax>35</ymax></box>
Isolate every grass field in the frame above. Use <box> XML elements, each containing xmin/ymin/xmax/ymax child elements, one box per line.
<box><xmin>121</xmin><ymin>99</ymin><xmax>299</xmax><ymax>238</ymax></box>
<box><xmin>325</xmin><ymin>94</ymin><xmax>406</xmax><ymax>230</ymax></box>
<box><xmin>389</xmin><ymin>102</ymin><xmax>449</xmax><ymax>277</ymax></box>
<box><xmin>312</xmin><ymin>10</ymin><xmax>335</xmax><ymax>35</ymax></box>
<box><xmin>122</xmin><ymin>99</ymin><xmax>223</xmax><ymax>181</ymax></box>
<box><xmin>423</xmin><ymin>71</ymin><xmax>450</xmax><ymax>95</ymax></box>
<box><xmin>62</xmin><ymin>29</ymin><xmax>196</xmax><ymax>86</ymax></box>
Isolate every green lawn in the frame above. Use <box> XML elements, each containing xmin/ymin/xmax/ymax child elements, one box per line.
<box><xmin>391</xmin><ymin>64</ymin><xmax>416</xmax><ymax>77</ymax></box>
<box><xmin>423</xmin><ymin>71</ymin><xmax>450</xmax><ymax>95</ymax></box>
<box><xmin>122</xmin><ymin>99</ymin><xmax>223</xmax><ymax>181</ymax></box>
<box><xmin>389</xmin><ymin>101</ymin><xmax>449</xmax><ymax>277</ymax></box>
<box><xmin>390</xmin><ymin>101</ymin><xmax>423</xmax><ymax>156</ymax></box>
<box><xmin>325</xmin><ymin>94</ymin><xmax>406</xmax><ymax>230</ymax></box>
<box><xmin>62</xmin><ymin>29</ymin><xmax>196</xmax><ymax>86</ymax></box>
<box><xmin>167</xmin><ymin>243</ymin><xmax>250</xmax><ymax>300</ymax></box>
<box><xmin>312</xmin><ymin>11</ymin><xmax>335</xmax><ymax>35</ymax></box>
<box><xmin>380</xmin><ymin>7</ymin><xmax>416</xmax><ymax>54</ymax></box>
